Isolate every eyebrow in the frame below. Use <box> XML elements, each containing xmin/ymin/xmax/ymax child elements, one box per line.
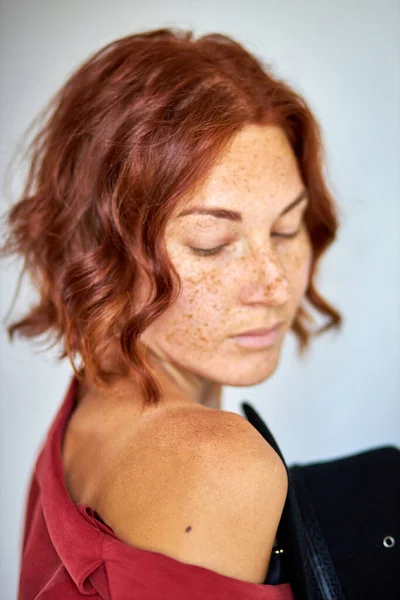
<box><xmin>176</xmin><ymin>189</ymin><xmax>309</xmax><ymax>222</ymax></box>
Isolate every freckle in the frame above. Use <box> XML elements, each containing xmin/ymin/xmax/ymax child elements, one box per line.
<box><xmin>185</xmin><ymin>526</ymin><xmax>192</xmax><ymax>532</ymax></box>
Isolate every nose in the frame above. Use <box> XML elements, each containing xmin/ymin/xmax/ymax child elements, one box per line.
<box><xmin>239</xmin><ymin>244</ymin><xmax>290</xmax><ymax>306</ymax></box>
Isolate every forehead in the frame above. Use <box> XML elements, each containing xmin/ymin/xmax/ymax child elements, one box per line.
<box><xmin>177</xmin><ymin>124</ymin><xmax>303</xmax><ymax>214</ymax></box>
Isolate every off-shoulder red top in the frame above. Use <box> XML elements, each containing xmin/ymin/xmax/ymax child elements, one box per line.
<box><xmin>18</xmin><ymin>375</ymin><xmax>294</xmax><ymax>599</ymax></box>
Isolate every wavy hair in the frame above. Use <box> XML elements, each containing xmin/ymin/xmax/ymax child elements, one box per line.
<box><xmin>0</xmin><ymin>28</ymin><xmax>342</xmax><ymax>407</ymax></box>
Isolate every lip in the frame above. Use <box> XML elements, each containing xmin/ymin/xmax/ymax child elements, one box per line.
<box><xmin>231</xmin><ymin>322</ymin><xmax>283</xmax><ymax>349</ymax></box>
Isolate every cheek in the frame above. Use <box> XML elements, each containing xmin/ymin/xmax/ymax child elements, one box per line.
<box><xmin>175</xmin><ymin>270</ymin><xmax>229</xmax><ymax>324</ymax></box>
<box><xmin>174</xmin><ymin>251</ymin><xmax>233</xmax><ymax>312</ymax></box>
<box><xmin>149</xmin><ymin>265</ymin><xmax>232</xmax><ymax>348</ymax></box>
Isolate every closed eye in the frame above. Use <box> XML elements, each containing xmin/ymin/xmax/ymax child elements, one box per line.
<box><xmin>189</xmin><ymin>244</ymin><xmax>228</xmax><ymax>256</ymax></box>
<box><xmin>272</xmin><ymin>229</ymin><xmax>301</xmax><ymax>239</ymax></box>
<box><xmin>189</xmin><ymin>229</ymin><xmax>301</xmax><ymax>257</ymax></box>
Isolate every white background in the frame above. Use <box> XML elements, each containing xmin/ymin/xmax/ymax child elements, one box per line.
<box><xmin>1</xmin><ymin>0</ymin><xmax>399</xmax><ymax>597</ymax></box>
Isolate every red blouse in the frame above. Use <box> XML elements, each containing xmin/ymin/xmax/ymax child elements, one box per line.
<box><xmin>18</xmin><ymin>375</ymin><xmax>294</xmax><ymax>599</ymax></box>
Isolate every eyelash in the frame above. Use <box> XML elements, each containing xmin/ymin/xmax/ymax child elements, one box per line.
<box><xmin>190</xmin><ymin>229</ymin><xmax>301</xmax><ymax>256</ymax></box>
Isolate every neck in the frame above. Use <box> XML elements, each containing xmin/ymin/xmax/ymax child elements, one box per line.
<box><xmin>147</xmin><ymin>349</ymin><xmax>223</xmax><ymax>410</ymax></box>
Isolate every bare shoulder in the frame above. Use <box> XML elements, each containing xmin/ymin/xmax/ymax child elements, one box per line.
<box><xmin>140</xmin><ymin>403</ymin><xmax>286</xmax><ymax>464</ymax></box>
<box><xmin>98</xmin><ymin>405</ymin><xmax>288</xmax><ymax>584</ymax></box>
<box><xmin>157</xmin><ymin>405</ymin><xmax>288</xmax><ymax>495</ymax></box>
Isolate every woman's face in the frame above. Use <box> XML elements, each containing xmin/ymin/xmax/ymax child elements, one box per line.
<box><xmin>140</xmin><ymin>124</ymin><xmax>313</xmax><ymax>389</ymax></box>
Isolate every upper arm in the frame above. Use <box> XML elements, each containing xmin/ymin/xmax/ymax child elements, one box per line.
<box><xmin>100</xmin><ymin>409</ymin><xmax>288</xmax><ymax>585</ymax></box>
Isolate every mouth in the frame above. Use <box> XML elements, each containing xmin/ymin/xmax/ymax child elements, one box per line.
<box><xmin>230</xmin><ymin>322</ymin><xmax>283</xmax><ymax>349</ymax></box>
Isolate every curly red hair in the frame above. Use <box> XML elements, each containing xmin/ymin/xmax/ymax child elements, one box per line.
<box><xmin>0</xmin><ymin>28</ymin><xmax>342</xmax><ymax>407</ymax></box>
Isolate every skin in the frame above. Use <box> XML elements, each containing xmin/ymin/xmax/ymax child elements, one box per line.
<box><xmin>136</xmin><ymin>123</ymin><xmax>313</xmax><ymax>411</ymax></box>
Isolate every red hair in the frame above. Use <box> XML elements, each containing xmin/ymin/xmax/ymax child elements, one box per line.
<box><xmin>0</xmin><ymin>28</ymin><xmax>342</xmax><ymax>407</ymax></box>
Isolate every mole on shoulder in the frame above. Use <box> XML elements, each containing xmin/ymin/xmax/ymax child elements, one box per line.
<box><xmin>185</xmin><ymin>526</ymin><xmax>192</xmax><ymax>532</ymax></box>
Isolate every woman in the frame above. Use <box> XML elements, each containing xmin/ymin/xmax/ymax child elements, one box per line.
<box><xmin>2</xmin><ymin>28</ymin><xmax>343</xmax><ymax>599</ymax></box>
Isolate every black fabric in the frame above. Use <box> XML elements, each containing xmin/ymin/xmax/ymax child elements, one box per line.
<box><xmin>240</xmin><ymin>401</ymin><xmax>400</xmax><ymax>600</ymax></box>
<box><xmin>291</xmin><ymin>446</ymin><xmax>400</xmax><ymax>600</ymax></box>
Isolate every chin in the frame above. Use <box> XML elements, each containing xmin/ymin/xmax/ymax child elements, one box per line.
<box><xmin>221</xmin><ymin>354</ymin><xmax>280</xmax><ymax>387</ymax></box>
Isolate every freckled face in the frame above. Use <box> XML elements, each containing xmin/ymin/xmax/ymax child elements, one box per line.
<box><xmin>140</xmin><ymin>124</ymin><xmax>313</xmax><ymax>387</ymax></box>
